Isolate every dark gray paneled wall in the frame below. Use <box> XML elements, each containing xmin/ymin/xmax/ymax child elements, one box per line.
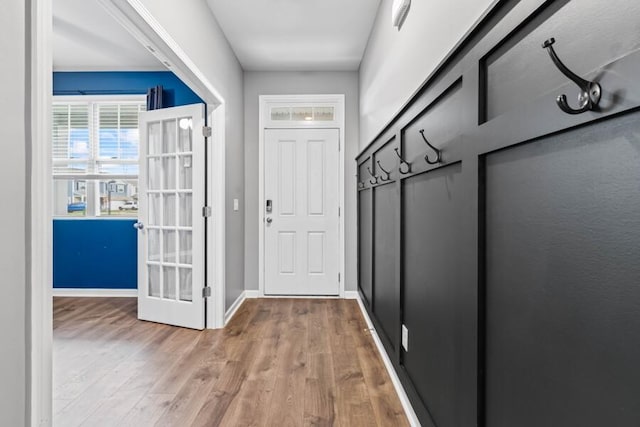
<box><xmin>484</xmin><ymin>113</ymin><xmax>640</xmax><ymax>427</ymax></box>
<box><xmin>372</xmin><ymin>182</ymin><xmax>399</xmax><ymax>349</ymax></box>
<box><xmin>402</xmin><ymin>163</ymin><xmax>463</xmax><ymax>427</ymax></box>
<box><xmin>356</xmin><ymin>0</ymin><xmax>640</xmax><ymax>426</ymax></box>
<box><xmin>358</xmin><ymin>188</ymin><xmax>373</xmax><ymax>306</ymax></box>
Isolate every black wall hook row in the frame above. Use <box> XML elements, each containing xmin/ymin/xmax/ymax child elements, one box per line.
<box><xmin>419</xmin><ymin>129</ymin><xmax>442</xmax><ymax>165</ymax></box>
<box><xmin>376</xmin><ymin>160</ymin><xmax>392</xmax><ymax>181</ymax></box>
<box><xmin>542</xmin><ymin>37</ymin><xmax>602</xmax><ymax>115</ymax></box>
<box><xmin>367</xmin><ymin>166</ymin><xmax>379</xmax><ymax>185</ymax></box>
<box><xmin>394</xmin><ymin>148</ymin><xmax>411</xmax><ymax>174</ymax></box>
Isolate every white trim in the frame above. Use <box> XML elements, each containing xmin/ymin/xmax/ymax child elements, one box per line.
<box><xmin>97</xmin><ymin>0</ymin><xmax>223</xmax><ymax>107</ymax></box>
<box><xmin>208</xmin><ymin>105</ymin><xmax>226</xmax><ymax>329</ymax></box>
<box><xmin>54</xmin><ymin>65</ymin><xmax>166</xmax><ymax>72</ymax></box>
<box><xmin>224</xmin><ymin>291</ymin><xmax>246</xmax><ymax>325</ymax></box>
<box><xmin>344</xmin><ymin>290</ymin><xmax>359</xmax><ymax>299</ymax></box>
<box><xmin>354</xmin><ymin>294</ymin><xmax>421</xmax><ymax>427</ymax></box>
<box><xmin>30</xmin><ymin>0</ymin><xmax>53</xmax><ymax>425</ymax></box>
<box><xmin>258</xmin><ymin>295</ymin><xmax>344</xmax><ymax>300</ymax></box>
<box><xmin>52</xmin><ymin>288</ymin><xmax>137</xmax><ymax>298</ymax></box>
<box><xmin>258</xmin><ymin>94</ymin><xmax>346</xmax><ymax>299</ymax></box>
<box><xmin>244</xmin><ymin>290</ymin><xmax>261</xmax><ymax>299</ymax></box>
<box><xmin>52</xmin><ymin>94</ymin><xmax>146</xmax><ymax>103</ymax></box>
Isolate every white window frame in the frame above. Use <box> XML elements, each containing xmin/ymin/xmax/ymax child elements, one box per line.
<box><xmin>52</xmin><ymin>95</ymin><xmax>146</xmax><ymax>218</ymax></box>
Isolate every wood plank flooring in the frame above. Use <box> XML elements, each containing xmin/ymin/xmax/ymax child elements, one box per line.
<box><xmin>53</xmin><ymin>297</ymin><xmax>409</xmax><ymax>427</ymax></box>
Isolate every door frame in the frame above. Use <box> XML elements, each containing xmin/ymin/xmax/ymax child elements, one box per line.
<box><xmin>258</xmin><ymin>94</ymin><xmax>346</xmax><ymax>297</ymax></box>
<box><xmin>30</xmin><ymin>0</ymin><xmax>227</xmax><ymax>424</ymax></box>
<box><xmin>96</xmin><ymin>0</ymin><xmax>227</xmax><ymax>329</ymax></box>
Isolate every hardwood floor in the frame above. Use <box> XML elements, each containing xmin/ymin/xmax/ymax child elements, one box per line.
<box><xmin>53</xmin><ymin>297</ymin><xmax>409</xmax><ymax>427</ymax></box>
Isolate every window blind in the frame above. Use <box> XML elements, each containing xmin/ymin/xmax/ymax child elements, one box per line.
<box><xmin>52</xmin><ymin>103</ymin><xmax>90</xmax><ymax>174</ymax></box>
<box><xmin>52</xmin><ymin>100</ymin><xmax>145</xmax><ymax>177</ymax></box>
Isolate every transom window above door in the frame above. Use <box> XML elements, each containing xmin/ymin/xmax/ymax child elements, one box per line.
<box><xmin>270</xmin><ymin>105</ymin><xmax>335</xmax><ymax>122</ymax></box>
<box><xmin>262</xmin><ymin>97</ymin><xmax>342</xmax><ymax>128</ymax></box>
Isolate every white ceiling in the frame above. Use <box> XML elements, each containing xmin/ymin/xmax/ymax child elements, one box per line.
<box><xmin>53</xmin><ymin>0</ymin><xmax>381</xmax><ymax>72</ymax></box>
<box><xmin>53</xmin><ymin>0</ymin><xmax>164</xmax><ymax>71</ymax></box>
<box><xmin>206</xmin><ymin>0</ymin><xmax>382</xmax><ymax>71</ymax></box>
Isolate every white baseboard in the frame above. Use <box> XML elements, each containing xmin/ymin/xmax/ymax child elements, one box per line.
<box><xmin>224</xmin><ymin>291</ymin><xmax>247</xmax><ymax>325</ymax></box>
<box><xmin>244</xmin><ymin>290</ymin><xmax>261</xmax><ymax>298</ymax></box>
<box><xmin>53</xmin><ymin>288</ymin><xmax>137</xmax><ymax>297</ymax></box>
<box><xmin>242</xmin><ymin>289</ymin><xmax>361</xmax><ymax>299</ymax></box>
<box><xmin>354</xmin><ymin>293</ymin><xmax>421</xmax><ymax>427</ymax></box>
<box><xmin>344</xmin><ymin>290</ymin><xmax>359</xmax><ymax>299</ymax></box>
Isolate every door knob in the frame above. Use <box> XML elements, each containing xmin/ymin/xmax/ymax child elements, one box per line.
<box><xmin>266</xmin><ymin>217</ymin><xmax>273</xmax><ymax>224</ymax></box>
<box><xmin>133</xmin><ymin>222</ymin><xmax>144</xmax><ymax>230</ymax></box>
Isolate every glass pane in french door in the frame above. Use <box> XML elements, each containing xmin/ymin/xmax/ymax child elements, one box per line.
<box><xmin>146</xmin><ymin>116</ymin><xmax>195</xmax><ymax>301</ymax></box>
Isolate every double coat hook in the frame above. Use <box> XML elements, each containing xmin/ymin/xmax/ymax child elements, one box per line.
<box><xmin>376</xmin><ymin>160</ymin><xmax>391</xmax><ymax>182</ymax></box>
<box><xmin>542</xmin><ymin>38</ymin><xmax>601</xmax><ymax>115</ymax></box>
<box><xmin>366</xmin><ymin>166</ymin><xmax>378</xmax><ymax>185</ymax></box>
<box><xmin>419</xmin><ymin>129</ymin><xmax>442</xmax><ymax>165</ymax></box>
<box><xmin>394</xmin><ymin>148</ymin><xmax>411</xmax><ymax>174</ymax></box>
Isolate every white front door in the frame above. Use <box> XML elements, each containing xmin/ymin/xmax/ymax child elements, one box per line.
<box><xmin>136</xmin><ymin>104</ymin><xmax>206</xmax><ymax>329</ymax></box>
<box><xmin>264</xmin><ymin>128</ymin><xmax>340</xmax><ymax>295</ymax></box>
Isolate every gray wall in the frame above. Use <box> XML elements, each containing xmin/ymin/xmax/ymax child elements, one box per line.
<box><xmin>0</xmin><ymin>1</ymin><xmax>27</xmax><ymax>425</ymax></box>
<box><xmin>359</xmin><ymin>0</ymin><xmax>495</xmax><ymax>148</ymax></box>
<box><xmin>138</xmin><ymin>0</ymin><xmax>245</xmax><ymax>310</ymax></box>
<box><xmin>243</xmin><ymin>71</ymin><xmax>359</xmax><ymax>292</ymax></box>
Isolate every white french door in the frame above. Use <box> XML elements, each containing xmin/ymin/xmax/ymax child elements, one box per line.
<box><xmin>264</xmin><ymin>128</ymin><xmax>340</xmax><ymax>295</ymax></box>
<box><xmin>136</xmin><ymin>104</ymin><xmax>206</xmax><ymax>330</ymax></box>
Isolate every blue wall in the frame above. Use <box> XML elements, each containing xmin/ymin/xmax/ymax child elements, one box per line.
<box><xmin>53</xmin><ymin>71</ymin><xmax>202</xmax><ymax>289</ymax></box>
<box><xmin>53</xmin><ymin>219</ymin><xmax>138</xmax><ymax>289</ymax></box>
<box><xmin>53</xmin><ymin>71</ymin><xmax>204</xmax><ymax>106</ymax></box>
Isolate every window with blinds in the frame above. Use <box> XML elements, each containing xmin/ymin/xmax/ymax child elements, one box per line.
<box><xmin>52</xmin><ymin>100</ymin><xmax>145</xmax><ymax>176</ymax></box>
<box><xmin>52</xmin><ymin>103</ymin><xmax>90</xmax><ymax>174</ymax></box>
<box><xmin>52</xmin><ymin>97</ymin><xmax>145</xmax><ymax>217</ymax></box>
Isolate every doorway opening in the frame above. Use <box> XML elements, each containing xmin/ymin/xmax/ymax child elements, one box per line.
<box><xmin>31</xmin><ymin>0</ymin><xmax>227</xmax><ymax>424</ymax></box>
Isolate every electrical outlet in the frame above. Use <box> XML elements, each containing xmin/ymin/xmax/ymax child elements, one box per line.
<box><xmin>402</xmin><ymin>324</ymin><xmax>409</xmax><ymax>351</ymax></box>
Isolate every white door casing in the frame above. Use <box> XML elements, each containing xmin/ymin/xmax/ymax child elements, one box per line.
<box><xmin>31</xmin><ymin>2</ymin><xmax>229</xmax><ymax>424</ymax></box>
<box><xmin>137</xmin><ymin>103</ymin><xmax>206</xmax><ymax>329</ymax></box>
<box><xmin>264</xmin><ymin>128</ymin><xmax>340</xmax><ymax>295</ymax></box>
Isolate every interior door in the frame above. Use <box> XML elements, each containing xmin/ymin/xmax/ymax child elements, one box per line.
<box><xmin>264</xmin><ymin>128</ymin><xmax>340</xmax><ymax>295</ymax></box>
<box><xmin>136</xmin><ymin>104</ymin><xmax>206</xmax><ymax>329</ymax></box>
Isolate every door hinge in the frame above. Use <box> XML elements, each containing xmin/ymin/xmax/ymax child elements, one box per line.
<box><xmin>338</xmin><ymin>207</ymin><xmax>341</xmax><ymax>217</ymax></box>
<box><xmin>338</xmin><ymin>273</ymin><xmax>341</xmax><ymax>282</ymax></box>
<box><xmin>202</xmin><ymin>286</ymin><xmax>212</xmax><ymax>298</ymax></box>
<box><xmin>202</xmin><ymin>206</ymin><xmax>212</xmax><ymax>217</ymax></box>
<box><xmin>202</xmin><ymin>126</ymin><xmax>212</xmax><ymax>138</ymax></box>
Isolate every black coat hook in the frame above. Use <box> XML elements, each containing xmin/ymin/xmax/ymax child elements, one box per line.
<box><xmin>394</xmin><ymin>148</ymin><xmax>411</xmax><ymax>174</ymax></box>
<box><xmin>419</xmin><ymin>129</ymin><xmax>442</xmax><ymax>165</ymax></box>
<box><xmin>542</xmin><ymin>38</ymin><xmax>601</xmax><ymax>115</ymax></box>
<box><xmin>376</xmin><ymin>160</ymin><xmax>391</xmax><ymax>181</ymax></box>
<box><xmin>366</xmin><ymin>166</ymin><xmax>378</xmax><ymax>185</ymax></box>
